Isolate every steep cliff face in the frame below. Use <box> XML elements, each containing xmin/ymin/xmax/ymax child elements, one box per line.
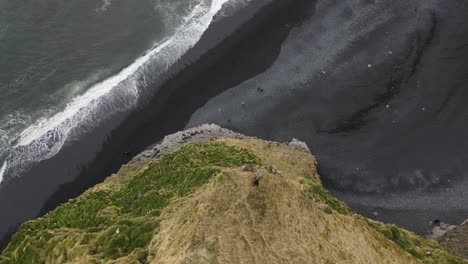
<box><xmin>0</xmin><ymin>126</ymin><xmax>466</xmax><ymax>263</ymax></box>
<box><xmin>427</xmin><ymin>220</ymin><xmax>468</xmax><ymax>260</ymax></box>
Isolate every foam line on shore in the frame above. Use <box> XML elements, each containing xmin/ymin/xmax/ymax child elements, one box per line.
<box><xmin>2</xmin><ymin>0</ymin><xmax>240</xmax><ymax>181</ymax></box>
<box><xmin>0</xmin><ymin>161</ymin><xmax>6</xmax><ymax>184</ymax></box>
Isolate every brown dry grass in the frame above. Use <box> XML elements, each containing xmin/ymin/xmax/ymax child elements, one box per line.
<box><xmin>147</xmin><ymin>138</ymin><xmax>420</xmax><ymax>264</ymax></box>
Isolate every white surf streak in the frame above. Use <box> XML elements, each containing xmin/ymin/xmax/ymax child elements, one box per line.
<box><xmin>96</xmin><ymin>0</ymin><xmax>112</xmax><ymax>13</ymax></box>
<box><xmin>0</xmin><ymin>161</ymin><xmax>6</xmax><ymax>184</ymax></box>
<box><xmin>5</xmin><ymin>0</ymin><xmax>234</xmax><ymax>177</ymax></box>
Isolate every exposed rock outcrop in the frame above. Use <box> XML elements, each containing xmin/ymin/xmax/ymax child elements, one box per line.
<box><xmin>427</xmin><ymin>220</ymin><xmax>468</xmax><ymax>259</ymax></box>
<box><xmin>131</xmin><ymin>124</ymin><xmax>246</xmax><ymax>163</ymax></box>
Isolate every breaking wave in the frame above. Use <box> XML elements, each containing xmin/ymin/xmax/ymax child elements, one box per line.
<box><xmin>0</xmin><ymin>161</ymin><xmax>6</xmax><ymax>184</ymax></box>
<box><xmin>0</xmin><ymin>0</ymin><xmax>242</xmax><ymax>183</ymax></box>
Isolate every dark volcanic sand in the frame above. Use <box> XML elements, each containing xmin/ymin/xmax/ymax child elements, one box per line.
<box><xmin>188</xmin><ymin>0</ymin><xmax>468</xmax><ymax>233</ymax></box>
<box><xmin>1</xmin><ymin>0</ymin><xmax>468</xmax><ymax>251</ymax></box>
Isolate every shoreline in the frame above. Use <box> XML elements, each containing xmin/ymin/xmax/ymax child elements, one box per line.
<box><xmin>0</xmin><ymin>0</ymin><xmax>309</xmax><ymax>251</ymax></box>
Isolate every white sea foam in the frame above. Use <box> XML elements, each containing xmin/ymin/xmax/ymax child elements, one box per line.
<box><xmin>0</xmin><ymin>161</ymin><xmax>6</xmax><ymax>184</ymax></box>
<box><xmin>96</xmin><ymin>0</ymin><xmax>112</xmax><ymax>13</ymax></box>
<box><xmin>4</xmin><ymin>0</ymin><xmax>236</xmax><ymax>177</ymax></box>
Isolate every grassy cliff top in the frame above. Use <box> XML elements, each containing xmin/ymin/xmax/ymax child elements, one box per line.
<box><xmin>1</xmin><ymin>137</ymin><xmax>466</xmax><ymax>264</ymax></box>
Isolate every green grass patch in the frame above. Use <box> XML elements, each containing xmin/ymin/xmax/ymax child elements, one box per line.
<box><xmin>112</xmin><ymin>142</ymin><xmax>258</xmax><ymax>217</ymax></box>
<box><xmin>95</xmin><ymin>220</ymin><xmax>155</xmax><ymax>259</ymax></box>
<box><xmin>367</xmin><ymin>220</ymin><xmax>467</xmax><ymax>264</ymax></box>
<box><xmin>306</xmin><ymin>182</ymin><xmax>352</xmax><ymax>215</ymax></box>
<box><xmin>1</xmin><ymin>142</ymin><xmax>259</xmax><ymax>263</ymax></box>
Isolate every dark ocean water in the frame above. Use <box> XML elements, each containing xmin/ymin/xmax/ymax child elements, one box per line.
<box><xmin>0</xmin><ymin>0</ymin><xmax>467</xmax><ymax>251</ymax></box>
<box><xmin>0</xmin><ymin>0</ymin><xmax>232</xmax><ymax>181</ymax></box>
<box><xmin>0</xmin><ymin>0</ymin><xmax>164</xmax><ymax>171</ymax></box>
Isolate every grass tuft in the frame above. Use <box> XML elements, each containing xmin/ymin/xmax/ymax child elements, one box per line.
<box><xmin>367</xmin><ymin>220</ymin><xmax>467</xmax><ymax>264</ymax></box>
<box><xmin>306</xmin><ymin>182</ymin><xmax>352</xmax><ymax>215</ymax></box>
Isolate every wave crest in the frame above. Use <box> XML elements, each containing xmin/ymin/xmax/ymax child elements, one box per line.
<box><xmin>1</xmin><ymin>0</ymin><xmax>237</xmax><ymax>182</ymax></box>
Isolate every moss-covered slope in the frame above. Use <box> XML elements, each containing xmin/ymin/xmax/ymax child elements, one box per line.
<box><xmin>1</xmin><ymin>138</ymin><xmax>466</xmax><ymax>264</ymax></box>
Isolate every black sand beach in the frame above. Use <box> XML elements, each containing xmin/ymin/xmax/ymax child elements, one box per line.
<box><xmin>187</xmin><ymin>0</ymin><xmax>468</xmax><ymax>234</ymax></box>
<box><xmin>1</xmin><ymin>0</ymin><xmax>468</xmax><ymax>252</ymax></box>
